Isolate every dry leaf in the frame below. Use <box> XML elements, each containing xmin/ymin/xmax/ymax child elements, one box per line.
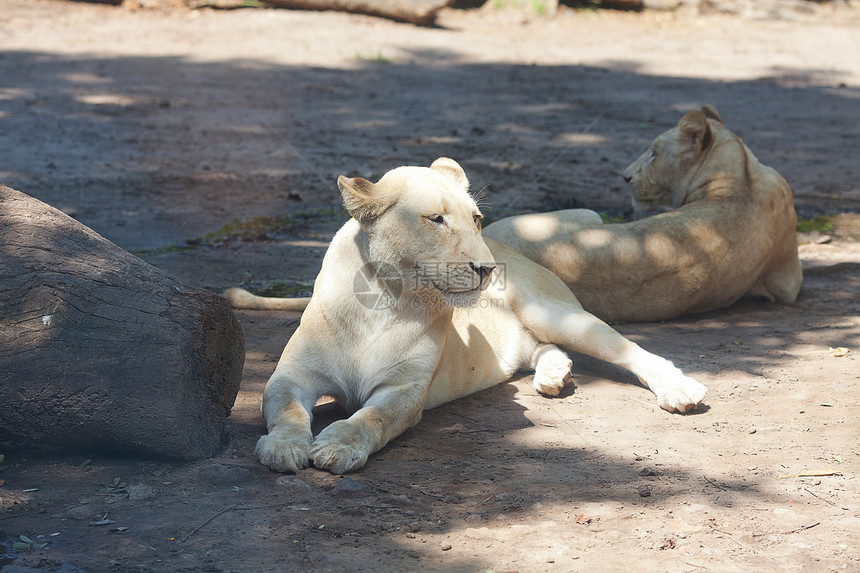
<box><xmin>829</xmin><ymin>347</ymin><xmax>850</xmax><ymax>357</ymax></box>
<box><xmin>576</xmin><ymin>513</ymin><xmax>590</xmax><ymax>525</ymax></box>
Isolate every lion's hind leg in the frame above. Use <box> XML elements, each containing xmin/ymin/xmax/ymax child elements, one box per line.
<box><xmin>531</xmin><ymin>344</ymin><xmax>574</xmax><ymax>397</ymax></box>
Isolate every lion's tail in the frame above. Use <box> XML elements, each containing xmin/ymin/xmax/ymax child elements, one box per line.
<box><xmin>222</xmin><ymin>287</ymin><xmax>311</xmax><ymax>311</ymax></box>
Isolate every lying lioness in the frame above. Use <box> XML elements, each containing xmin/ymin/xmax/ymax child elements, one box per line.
<box><xmin>483</xmin><ymin>105</ymin><xmax>803</xmax><ymax>322</ymax></box>
<box><xmin>231</xmin><ymin>158</ymin><xmax>706</xmax><ymax>474</ymax></box>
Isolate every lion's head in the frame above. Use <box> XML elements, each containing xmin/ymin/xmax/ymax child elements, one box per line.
<box><xmin>338</xmin><ymin>158</ymin><xmax>496</xmax><ymax>309</ymax></box>
<box><xmin>623</xmin><ymin>105</ymin><xmax>731</xmax><ymax>214</ymax></box>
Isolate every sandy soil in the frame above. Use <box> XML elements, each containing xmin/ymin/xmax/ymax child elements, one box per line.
<box><xmin>1</xmin><ymin>1</ymin><xmax>859</xmax><ymax>571</ymax></box>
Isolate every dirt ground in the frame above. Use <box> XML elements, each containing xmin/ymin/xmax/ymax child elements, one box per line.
<box><xmin>1</xmin><ymin>0</ymin><xmax>859</xmax><ymax>571</ymax></box>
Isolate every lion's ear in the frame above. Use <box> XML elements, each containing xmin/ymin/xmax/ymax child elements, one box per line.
<box><xmin>677</xmin><ymin>110</ymin><xmax>714</xmax><ymax>157</ymax></box>
<box><xmin>338</xmin><ymin>175</ymin><xmax>388</xmax><ymax>223</ymax></box>
<box><xmin>430</xmin><ymin>157</ymin><xmax>470</xmax><ymax>192</ymax></box>
<box><xmin>700</xmin><ymin>105</ymin><xmax>724</xmax><ymax>124</ymax></box>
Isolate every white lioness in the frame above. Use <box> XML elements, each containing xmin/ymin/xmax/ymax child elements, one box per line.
<box><xmin>484</xmin><ymin>106</ymin><xmax>803</xmax><ymax>323</ymax></box>
<box><xmin>230</xmin><ymin>158</ymin><xmax>706</xmax><ymax>474</ymax></box>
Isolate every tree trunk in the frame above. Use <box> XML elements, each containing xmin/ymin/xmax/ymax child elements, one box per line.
<box><xmin>0</xmin><ymin>185</ymin><xmax>245</xmax><ymax>460</ymax></box>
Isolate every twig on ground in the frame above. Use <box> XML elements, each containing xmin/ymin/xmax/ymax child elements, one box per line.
<box><xmin>752</xmin><ymin>522</ymin><xmax>820</xmax><ymax>538</ymax></box>
<box><xmin>180</xmin><ymin>501</ymin><xmax>311</xmax><ymax>542</ymax></box>
<box><xmin>628</xmin><ymin>397</ymin><xmax>659</xmax><ymax>408</ymax></box>
<box><xmin>712</xmin><ymin>527</ymin><xmax>751</xmax><ymax>551</ymax></box>
<box><xmin>181</xmin><ymin>503</ymin><xmax>240</xmax><ymax>542</ymax></box>
<box><xmin>779</xmin><ymin>470</ymin><xmax>842</xmax><ymax>479</ymax></box>
<box><xmin>804</xmin><ymin>488</ymin><xmax>837</xmax><ymax>506</ymax></box>
<box><xmin>702</xmin><ymin>475</ymin><xmax>728</xmax><ymax>491</ymax></box>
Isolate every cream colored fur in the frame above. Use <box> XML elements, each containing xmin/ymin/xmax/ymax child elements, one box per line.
<box><xmin>239</xmin><ymin>158</ymin><xmax>706</xmax><ymax>474</ymax></box>
<box><xmin>484</xmin><ymin>106</ymin><xmax>802</xmax><ymax>323</ymax></box>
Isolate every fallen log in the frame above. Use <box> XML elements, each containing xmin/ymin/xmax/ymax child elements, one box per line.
<box><xmin>176</xmin><ymin>0</ymin><xmax>451</xmax><ymax>26</ymax></box>
<box><xmin>0</xmin><ymin>185</ymin><xmax>245</xmax><ymax>460</ymax></box>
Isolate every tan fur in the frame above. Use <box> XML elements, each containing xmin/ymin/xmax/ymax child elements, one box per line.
<box><xmin>484</xmin><ymin>106</ymin><xmax>802</xmax><ymax>322</ymax></box>
<box><xmin>245</xmin><ymin>158</ymin><xmax>706</xmax><ymax>474</ymax></box>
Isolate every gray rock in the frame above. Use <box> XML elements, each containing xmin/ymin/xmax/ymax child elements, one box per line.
<box><xmin>196</xmin><ymin>463</ymin><xmax>251</xmax><ymax>486</ymax></box>
<box><xmin>127</xmin><ymin>483</ymin><xmax>155</xmax><ymax>501</ymax></box>
<box><xmin>276</xmin><ymin>475</ymin><xmax>313</xmax><ymax>492</ymax></box>
<box><xmin>331</xmin><ymin>476</ymin><xmax>368</xmax><ymax>495</ymax></box>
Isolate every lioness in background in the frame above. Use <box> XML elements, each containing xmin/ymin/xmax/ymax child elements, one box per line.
<box><xmin>484</xmin><ymin>105</ymin><xmax>802</xmax><ymax>323</ymax></box>
<box><xmin>233</xmin><ymin>159</ymin><xmax>706</xmax><ymax>474</ymax></box>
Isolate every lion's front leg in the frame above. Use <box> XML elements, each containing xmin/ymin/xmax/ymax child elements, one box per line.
<box><xmin>309</xmin><ymin>383</ymin><xmax>427</xmax><ymax>474</ymax></box>
<box><xmin>624</xmin><ymin>352</ymin><xmax>708</xmax><ymax>413</ymax></box>
<box><xmin>518</xmin><ymin>300</ymin><xmax>707</xmax><ymax>412</ymax></box>
<box><xmin>530</xmin><ymin>343</ymin><xmax>574</xmax><ymax>397</ymax></box>
<box><xmin>255</xmin><ymin>370</ymin><xmax>320</xmax><ymax>473</ymax></box>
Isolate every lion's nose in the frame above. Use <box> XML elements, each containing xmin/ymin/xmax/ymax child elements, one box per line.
<box><xmin>470</xmin><ymin>262</ymin><xmax>496</xmax><ymax>282</ymax></box>
<box><xmin>622</xmin><ymin>174</ymin><xmax>633</xmax><ymax>183</ymax></box>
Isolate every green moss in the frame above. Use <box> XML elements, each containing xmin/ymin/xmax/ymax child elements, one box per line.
<box><xmin>200</xmin><ymin>213</ymin><xmax>296</xmax><ymax>243</ymax></box>
<box><xmin>135</xmin><ymin>207</ymin><xmax>350</xmax><ymax>259</ymax></box>
<box><xmin>599</xmin><ymin>212</ymin><xmax>625</xmax><ymax>224</ymax></box>
<box><xmin>129</xmin><ymin>244</ymin><xmax>197</xmax><ymax>257</ymax></box>
<box><xmin>250</xmin><ymin>282</ymin><xmax>314</xmax><ymax>298</ymax></box>
<box><xmin>355</xmin><ymin>51</ymin><xmax>391</xmax><ymax>64</ymax></box>
<box><xmin>796</xmin><ymin>215</ymin><xmax>835</xmax><ymax>233</ymax></box>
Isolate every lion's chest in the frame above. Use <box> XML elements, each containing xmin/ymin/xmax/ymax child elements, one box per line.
<box><xmin>424</xmin><ymin>302</ymin><xmax>536</xmax><ymax>409</ymax></box>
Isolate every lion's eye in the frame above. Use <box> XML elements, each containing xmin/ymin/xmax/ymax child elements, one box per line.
<box><xmin>427</xmin><ymin>214</ymin><xmax>446</xmax><ymax>225</ymax></box>
<box><xmin>648</xmin><ymin>149</ymin><xmax>657</xmax><ymax>163</ymax></box>
<box><xmin>474</xmin><ymin>215</ymin><xmax>483</xmax><ymax>230</ymax></box>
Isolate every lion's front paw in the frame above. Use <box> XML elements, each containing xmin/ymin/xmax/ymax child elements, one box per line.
<box><xmin>533</xmin><ymin>359</ymin><xmax>574</xmax><ymax>397</ymax></box>
<box><xmin>255</xmin><ymin>431</ymin><xmax>312</xmax><ymax>473</ymax></box>
<box><xmin>653</xmin><ymin>375</ymin><xmax>708</xmax><ymax>413</ymax></box>
<box><xmin>308</xmin><ymin>421</ymin><xmax>372</xmax><ymax>474</ymax></box>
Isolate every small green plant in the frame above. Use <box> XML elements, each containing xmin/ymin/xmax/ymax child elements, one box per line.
<box><xmin>13</xmin><ymin>535</ymin><xmax>47</xmax><ymax>551</ymax></box>
<box><xmin>129</xmin><ymin>244</ymin><xmax>196</xmax><ymax>257</ymax></box>
<box><xmin>251</xmin><ymin>282</ymin><xmax>314</xmax><ymax>298</ymax></box>
<box><xmin>132</xmin><ymin>207</ymin><xmax>349</xmax><ymax>258</ymax></box>
<box><xmin>355</xmin><ymin>51</ymin><xmax>390</xmax><ymax>64</ymax></box>
<box><xmin>242</xmin><ymin>0</ymin><xmax>261</xmax><ymax>6</ymax></box>
<box><xmin>599</xmin><ymin>212</ymin><xmax>625</xmax><ymax>224</ymax></box>
<box><xmin>106</xmin><ymin>477</ymin><xmax>129</xmax><ymax>495</ymax></box>
<box><xmin>531</xmin><ymin>0</ymin><xmax>547</xmax><ymax>15</ymax></box>
<box><xmin>796</xmin><ymin>215</ymin><xmax>835</xmax><ymax>233</ymax></box>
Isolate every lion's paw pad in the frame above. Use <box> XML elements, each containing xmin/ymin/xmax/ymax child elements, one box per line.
<box><xmin>655</xmin><ymin>376</ymin><xmax>708</xmax><ymax>413</ymax></box>
<box><xmin>533</xmin><ymin>359</ymin><xmax>574</xmax><ymax>397</ymax></box>
<box><xmin>255</xmin><ymin>433</ymin><xmax>311</xmax><ymax>474</ymax></box>
<box><xmin>309</xmin><ymin>440</ymin><xmax>368</xmax><ymax>475</ymax></box>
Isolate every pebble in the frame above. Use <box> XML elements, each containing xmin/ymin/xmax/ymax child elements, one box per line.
<box><xmin>66</xmin><ymin>505</ymin><xmax>99</xmax><ymax>521</ymax></box>
<box><xmin>276</xmin><ymin>475</ymin><xmax>313</xmax><ymax>493</ymax></box>
<box><xmin>127</xmin><ymin>484</ymin><xmax>155</xmax><ymax>501</ymax></box>
<box><xmin>196</xmin><ymin>463</ymin><xmax>251</xmax><ymax>486</ymax></box>
<box><xmin>638</xmin><ymin>485</ymin><xmax>652</xmax><ymax>497</ymax></box>
<box><xmin>380</xmin><ymin>494</ymin><xmax>413</xmax><ymax>506</ymax></box>
<box><xmin>331</xmin><ymin>476</ymin><xmax>368</xmax><ymax>495</ymax></box>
